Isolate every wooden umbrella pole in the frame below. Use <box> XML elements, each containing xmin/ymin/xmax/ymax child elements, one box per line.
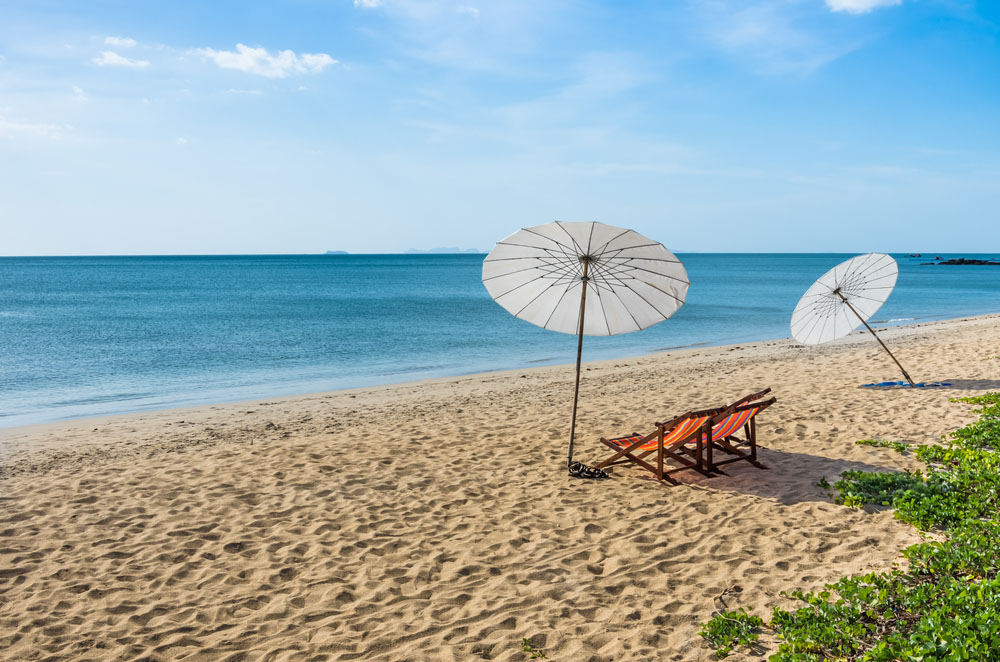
<box><xmin>567</xmin><ymin>258</ymin><xmax>591</xmax><ymax>468</ymax></box>
<box><xmin>835</xmin><ymin>289</ymin><xmax>915</xmax><ymax>386</ymax></box>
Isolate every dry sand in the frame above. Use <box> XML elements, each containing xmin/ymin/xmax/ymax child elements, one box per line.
<box><xmin>2</xmin><ymin>314</ymin><xmax>1000</xmax><ymax>662</ymax></box>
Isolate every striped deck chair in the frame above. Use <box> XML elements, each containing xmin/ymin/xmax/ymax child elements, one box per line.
<box><xmin>703</xmin><ymin>395</ymin><xmax>777</xmax><ymax>473</ymax></box>
<box><xmin>594</xmin><ymin>407</ymin><xmax>721</xmax><ymax>484</ymax></box>
<box><xmin>593</xmin><ymin>389</ymin><xmax>774</xmax><ymax>484</ymax></box>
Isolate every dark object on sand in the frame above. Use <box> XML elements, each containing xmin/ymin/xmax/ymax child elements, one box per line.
<box><xmin>861</xmin><ymin>380</ymin><xmax>953</xmax><ymax>389</ymax></box>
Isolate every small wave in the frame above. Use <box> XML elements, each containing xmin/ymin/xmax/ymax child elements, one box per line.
<box><xmin>872</xmin><ymin>317</ymin><xmax>914</xmax><ymax>324</ymax></box>
<box><xmin>653</xmin><ymin>342</ymin><xmax>709</xmax><ymax>352</ymax></box>
<box><xmin>527</xmin><ymin>357</ymin><xmax>554</xmax><ymax>363</ymax></box>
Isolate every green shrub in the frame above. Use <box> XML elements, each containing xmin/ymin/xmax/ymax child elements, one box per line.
<box><xmin>855</xmin><ymin>438</ymin><xmax>909</xmax><ymax>454</ymax></box>
<box><xmin>700</xmin><ymin>392</ymin><xmax>1000</xmax><ymax>661</ymax></box>
<box><xmin>699</xmin><ymin>608</ymin><xmax>764</xmax><ymax>659</ymax></box>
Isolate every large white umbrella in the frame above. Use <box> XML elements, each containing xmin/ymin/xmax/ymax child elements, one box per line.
<box><xmin>791</xmin><ymin>253</ymin><xmax>914</xmax><ymax>385</ymax></box>
<box><xmin>483</xmin><ymin>221</ymin><xmax>689</xmax><ymax>473</ymax></box>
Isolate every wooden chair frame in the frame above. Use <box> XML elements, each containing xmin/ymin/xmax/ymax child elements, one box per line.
<box><xmin>704</xmin><ymin>396</ymin><xmax>776</xmax><ymax>473</ymax></box>
<box><xmin>593</xmin><ymin>389</ymin><xmax>775</xmax><ymax>483</ymax></box>
<box><xmin>595</xmin><ymin>406</ymin><xmax>723</xmax><ymax>484</ymax></box>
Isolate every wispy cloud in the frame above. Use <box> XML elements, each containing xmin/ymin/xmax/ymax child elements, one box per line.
<box><xmin>104</xmin><ymin>36</ymin><xmax>137</xmax><ymax>48</ymax></box>
<box><xmin>457</xmin><ymin>5</ymin><xmax>479</xmax><ymax>18</ymax></box>
<box><xmin>92</xmin><ymin>50</ymin><xmax>150</xmax><ymax>68</ymax></box>
<box><xmin>226</xmin><ymin>88</ymin><xmax>263</xmax><ymax>95</ymax></box>
<box><xmin>354</xmin><ymin>0</ymin><xmax>383</xmax><ymax>7</ymax></box>
<box><xmin>194</xmin><ymin>44</ymin><xmax>337</xmax><ymax>78</ymax></box>
<box><xmin>71</xmin><ymin>85</ymin><xmax>88</xmax><ymax>102</ymax></box>
<box><xmin>826</xmin><ymin>0</ymin><xmax>902</xmax><ymax>14</ymax></box>
<box><xmin>0</xmin><ymin>114</ymin><xmax>73</xmax><ymax>139</ymax></box>
<box><xmin>695</xmin><ymin>1</ymin><xmax>864</xmax><ymax>75</ymax></box>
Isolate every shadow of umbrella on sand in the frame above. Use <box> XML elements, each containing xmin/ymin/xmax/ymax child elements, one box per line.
<box><xmin>482</xmin><ymin>221</ymin><xmax>689</xmax><ymax>478</ymax></box>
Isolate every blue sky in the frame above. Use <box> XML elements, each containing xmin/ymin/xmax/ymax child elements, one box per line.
<box><xmin>1</xmin><ymin>0</ymin><xmax>998</xmax><ymax>255</ymax></box>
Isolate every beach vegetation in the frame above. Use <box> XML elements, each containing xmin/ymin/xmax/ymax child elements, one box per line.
<box><xmin>699</xmin><ymin>607</ymin><xmax>764</xmax><ymax>659</ymax></box>
<box><xmin>520</xmin><ymin>637</ymin><xmax>547</xmax><ymax>659</ymax></box>
<box><xmin>700</xmin><ymin>393</ymin><xmax>1000</xmax><ymax>660</ymax></box>
<box><xmin>854</xmin><ymin>438</ymin><xmax>909</xmax><ymax>454</ymax></box>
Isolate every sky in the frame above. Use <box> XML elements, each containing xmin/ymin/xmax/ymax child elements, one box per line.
<box><xmin>1</xmin><ymin>0</ymin><xmax>998</xmax><ymax>255</ymax></box>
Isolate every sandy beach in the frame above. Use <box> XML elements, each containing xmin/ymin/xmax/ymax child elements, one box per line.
<box><xmin>2</xmin><ymin>314</ymin><xmax>999</xmax><ymax>662</ymax></box>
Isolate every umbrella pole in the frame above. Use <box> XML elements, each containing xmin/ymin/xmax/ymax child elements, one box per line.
<box><xmin>567</xmin><ymin>259</ymin><xmax>591</xmax><ymax>468</ymax></box>
<box><xmin>836</xmin><ymin>290</ymin><xmax>915</xmax><ymax>386</ymax></box>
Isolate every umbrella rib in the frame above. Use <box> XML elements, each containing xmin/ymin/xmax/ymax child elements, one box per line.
<box><xmin>491</xmin><ymin>259</ymin><xmax>583</xmax><ymax>299</ymax></box>
<box><xmin>596</xmin><ymin>266</ymin><xmax>687</xmax><ymax>306</ymax></box>
<box><xmin>603</xmin><ymin>278</ymin><xmax>675</xmax><ymax>320</ymax></box>
<box><xmin>600</xmin><ymin>260</ymin><xmax>690</xmax><ymax>286</ymax></box>
<box><xmin>489</xmin><ymin>240</ymin><xmax>576</xmax><ymax>255</ymax></box>
<box><xmin>798</xmin><ymin>303</ymin><xmax>836</xmax><ymax>342</ymax></box>
<box><xmin>488</xmin><ymin>245</ymin><xmax>584</xmax><ymax>277</ymax></box>
<box><xmin>843</xmin><ymin>292</ymin><xmax>891</xmax><ymax>305</ymax></box>
<box><xmin>513</xmin><ymin>279</ymin><xmax>575</xmax><ymax>318</ymax></box>
<box><xmin>482</xmin><ymin>262</ymin><xmax>577</xmax><ymax>283</ymax></box>
<box><xmin>589</xmin><ymin>283</ymin><xmax>613</xmax><ymax>335</ymax></box>
<box><xmin>518</xmin><ymin>227</ymin><xmax>577</xmax><ymax>253</ymax></box>
<box><xmin>541</xmin><ymin>283</ymin><xmax>576</xmax><ymax>330</ymax></box>
<box><xmin>589</xmin><ymin>228</ymin><xmax>632</xmax><ymax>259</ymax></box>
<box><xmin>602</xmin><ymin>285</ymin><xmax>644</xmax><ymax>332</ymax></box>
<box><xmin>848</xmin><ymin>254</ymin><xmax>893</xmax><ymax>282</ymax></box>
<box><xmin>554</xmin><ymin>221</ymin><xmax>587</xmax><ymax>257</ymax></box>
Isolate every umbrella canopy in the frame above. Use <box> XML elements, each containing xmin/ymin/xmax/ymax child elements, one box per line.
<box><xmin>483</xmin><ymin>221</ymin><xmax>689</xmax><ymax>336</ymax></box>
<box><xmin>790</xmin><ymin>253</ymin><xmax>913</xmax><ymax>385</ymax></box>
<box><xmin>791</xmin><ymin>252</ymin><xmax>898</xmax><ymax>345</ymax></box>
<box><xmin>483</xmin><ymin>221</ymin><xmax>689</xmax><ymax>474</ymax></box>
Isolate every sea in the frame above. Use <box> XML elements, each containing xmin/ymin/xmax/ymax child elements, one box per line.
<box><xmin>1</xmin><ymin>253</ymin><xmax>998</xmax><ymax>428</ymax></box>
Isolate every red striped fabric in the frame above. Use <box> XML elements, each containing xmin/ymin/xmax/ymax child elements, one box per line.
<box><xmin>607</xmin><ymin>415</ymin><xmax>709</xmax><ymax>452</ymax></box>
<box><xmin>711</xmin><ymin>407</ymin><xmax>756</xmax><ymax>441</ymax></box>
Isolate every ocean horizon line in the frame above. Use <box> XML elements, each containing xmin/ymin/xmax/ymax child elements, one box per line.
<box><xmin>3</xmin><ymin>250</ymin><xmax>1000</xmax><ymax>259</ymax></box>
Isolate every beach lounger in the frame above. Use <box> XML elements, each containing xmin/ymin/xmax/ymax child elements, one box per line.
<box><xmin>594</xmin><ymin>407</ymin><xmax>721</xmax><ymax>484</ymax></box>
<box><xmin>703</xmin><ymin>395</ymin><xmax>776</xmax><ymax>473</ymax></box>
<box><xmin>593</xmin><ymin>389</ymin><xmax>774</xmax><ymax>483</ymax></box>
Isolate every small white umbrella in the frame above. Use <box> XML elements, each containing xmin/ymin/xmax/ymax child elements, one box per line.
<box><xmin>483</xmin><ymin>221</ymin><xmax>689</xmax><ymax>472</ymax></box>
<box><xmin>791</xmin><ymin>253</ymin><xmax>914</xmax><ymax>385</ymax></box>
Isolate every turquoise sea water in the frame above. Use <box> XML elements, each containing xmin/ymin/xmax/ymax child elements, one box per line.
<box><xmin>1</xmin><ymin>253</ymin><xmax>998</xmax><ymax>428</ymax></box>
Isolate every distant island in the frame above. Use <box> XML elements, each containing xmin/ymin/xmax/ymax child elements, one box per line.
<box><xmin>324</xmin><ymin>251</ymin><xmax>349</xmax><ymax>255</ymax></box>
<box><xmin>921</xmin><ymin>257</ymin><xmax>1000</xmax><ymax>266</ymax></box>
<box><xmin>404</xmin><ymin>247</ymin><xmax>481</xmax><ymax>254</ymax></box>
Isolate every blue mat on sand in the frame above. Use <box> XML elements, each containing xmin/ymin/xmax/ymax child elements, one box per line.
<box><xmin>861</xmin><ymin>380</ymin><xmax>953</xmax><ymax>389</ymax></box>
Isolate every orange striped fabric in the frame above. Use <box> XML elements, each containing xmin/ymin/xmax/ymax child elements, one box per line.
<box><xmin>607</xmin><ymin>415</ymin><xmax>709</xmax><ymax>452</ymax></box>
<box><xmin>710</xmin><ymin>407</ymin><xmax>756</xmax><ymax>441</ymax></box>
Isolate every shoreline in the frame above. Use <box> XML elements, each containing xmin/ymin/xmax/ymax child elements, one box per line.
<box><xmin>2</xmin><ymin>312</ymin><xmax>999</xmax><ymax>471</ymax></box>
<box><xmin>3</xmin><ymin>309</ymin><xmax>998</xmax><ymax>438</ymax></box>
<box><xmin>3</xmin><ymin>312</ymin><xmax>999</xmax><ymax>660</ymax></box>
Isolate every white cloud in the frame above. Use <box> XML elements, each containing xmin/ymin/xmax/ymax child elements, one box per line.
<box><xmin>92</xmin><ymin>50</ymin><xmax>150</xmax><ymax>68</ymax></box>
<box><xmin>194</xmin><ymin>44</ymin><xmax>337</xmax><ymax>78</ymax></box>
<box><xmin>354</xmin><ymin>0</ymin><xmax>382</xmax><ymax>7</ymax></box>
<box><xmin>0</xmin><ymin>114</ymin><xmax>72</xmax><ymax>139</ymax></box>
<box><xmin>226</xmin><ymin>88</ymin><xmax>263</xmax><ymax>95</ymax></box>
<box><xmin>176</xmin><ymin>137</ymin><xmax>188</xmax><ymax>145</ymax></box>
<box><xmin>696</xmin><ymin>2</ymin><xmax>863</xmax><ymax>75</ymax></box>
<box><xmin>458</xmin><ymin>5</ymin><xmax>479</xmax><ymax>18</ymax></box>
<box><xmin>826</xmin><ymin>0</ymin><xmax>902</xmax><ymax>13</ymax></box>
<box><xmin>105</xmin><ymin>36</ymin><xmax>137</xmax><ymax>48</ymax></box>
<box><xmin>71</xmin><ymin>85</ymin><xmax>87</xmax><ymax>102</ymax></box>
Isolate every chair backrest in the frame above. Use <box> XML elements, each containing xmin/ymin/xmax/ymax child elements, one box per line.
<box><xmin>730</xmin><ymin>387</ymin><xmax>772</xmax><ymax>408</ymax></box>
<box><xmin>708</xmin><ymin>397</ymin><xmax>776</xmax><ymax>441</ymax></box>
